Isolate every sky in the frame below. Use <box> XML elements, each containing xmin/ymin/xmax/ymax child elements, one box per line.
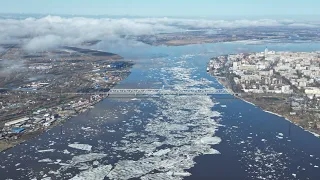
<box><xmin>0</xmin><ymin>0</ymin><xmax>319</xmax><ymax>52</ymax></box>
<box><xmin>1</xmin><ymin>0</ymin><xmax>319</xmax><ymax>18</ymax></box>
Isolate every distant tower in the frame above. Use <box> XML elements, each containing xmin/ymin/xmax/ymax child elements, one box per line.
<box><xmin>264</xmin><ymin>47</ymin><xmax>269</xmax><ymax>58</ymax></box>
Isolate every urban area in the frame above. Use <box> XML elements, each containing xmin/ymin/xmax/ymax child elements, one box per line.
<box><xmin>0</xmin><ymin>44</ymin><xmax>133</xmax><ymax>151</ymax></box>
<box><xmin>208</xmin><ymin>49</ymin><xmax>320</xmax><ymax>134</ymax></box>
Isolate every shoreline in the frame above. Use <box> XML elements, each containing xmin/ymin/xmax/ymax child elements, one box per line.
<box><xmin>142</xmin><ymin>39</ymin><xmax>320</xmax><ymax>47</ymax></box>
<box><xmin>0</xmin><ymin>96</ymin><xmax>105</xmax><ymax>152</ymax></box>
<box><xmin>214</xmin><ymin>77</ymin><xmax>320</xmax><ymax>138</ymax></box>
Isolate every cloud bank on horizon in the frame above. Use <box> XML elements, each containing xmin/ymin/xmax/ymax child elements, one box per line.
<box><xmin>0</xmin><ymin>16</ymin><xmax>318</xmax><ymax>52</ymax></box>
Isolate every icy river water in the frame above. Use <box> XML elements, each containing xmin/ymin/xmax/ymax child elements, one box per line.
<box><xmin>1</xmin><ymin>41</ymin><xmax>320</xmax><ymax>180</ymax></box>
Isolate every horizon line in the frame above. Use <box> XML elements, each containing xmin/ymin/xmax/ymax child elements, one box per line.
<box><xmin>0</xmin><ymin>12</ymin><xmax>320</xmax><ymax>20</ymax></box>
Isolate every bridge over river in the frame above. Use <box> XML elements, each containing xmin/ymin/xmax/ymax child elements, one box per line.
<box><xmin>11</xmin><ymin>87</ymin><xmax>238</xmax><ymax>97</ymax></box>
<box><xmin>61</xmin><ymin>88</ymin><xmax>236</xmax><ymax>96</ymax></box>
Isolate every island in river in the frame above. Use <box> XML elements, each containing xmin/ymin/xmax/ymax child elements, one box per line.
<box><xmin>208</xmin><ymin>50</ymin><xmax>320</xmax><ymax>136</ymax></box>
<box><xmin>0</xmin><ymin>44</ymin><xmax>133</xmax><ymax>151</ymax></box>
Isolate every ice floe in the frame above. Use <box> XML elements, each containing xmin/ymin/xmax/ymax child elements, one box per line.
<box><xmin>108</xmin><ymin>159</ymin><xmax>158</xmax><ymax>179</ymax></box>
<box><xmin>71</xmin><ymin>153</ymin><xmax>107</xmax><ymax>165</ymax></box>
<box><xmin>41</xmin><ymin>177</ymin><xmax>52</xmax><ymax>180</ymax></box>
<box><xmin>199</xmin><ymin>136</ymin><xmax>222</xmax><ymax>145</ymax></box>
<box><xmin>63</xmin><ymin>149</ymin><xmax>71</xmax><ymax>154</ymax></box>
<box><xmin>166</xmin><ymin>171</ymin><xmax>192</xmax><ymax>177</ymax></box>
<box><xmin>203</xmin><ymin>149</ymin><xmax>221</xmax><ymax>155</ymax></box>
<box><xmin>69</xmin><ymin>165</ymin><xmax>112</xmax><ymax>180</ymax></box>
<box><xmin>141</xmin><ymin>173</ymin><xmax>176</xmax><ymax>180</ymax></box>
<box><xmin>38</xmin><ymin>149</ymin><xmax>55</xmax><ymax>153</ymax></box>
<box><xmin>149</xmin><ymin>149</ymin><xmax>171</xmax><ymax>157</ymax></box>
<box><xmin>68</xmin><ymin>144</ymin><xmax>92</xmax><ymax>151</ymax></box>
<box><xmin>38</xmin><ymin>158</ymin><xmax>53</xmax><ymax>163</ymax></box>
<box><xmin>81</xmin><ymin>127</ymin><xmax>93</xmax><ymax>131</ymax></box>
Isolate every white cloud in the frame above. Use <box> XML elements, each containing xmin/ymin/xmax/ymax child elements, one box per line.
<box><xmin>0</xmin><ymin>16</ymin><xmax>178</xmax><ymax>52</ymax></box>
<box><xmin>0</xmin><ymin>16</ymin><xmax>318</xmax><ymax>52</ymax></box>
<box><xmin>24</xmin><ymin>35</ymin><xmax>62</xmax><ymax>52</ymax></box>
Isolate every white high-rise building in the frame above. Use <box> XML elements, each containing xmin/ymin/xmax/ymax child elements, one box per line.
<box><xmin>264</xmin><ymin>47</ymin><xmax>268</xmax><ymax>57</ymax></box>
<box><xmin>233</xmin><ymin>62</ymin><xmax>239</xmax><ymax>71</ymax></box>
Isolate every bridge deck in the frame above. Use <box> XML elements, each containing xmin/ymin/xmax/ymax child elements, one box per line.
<box><xmin>12</xmin><ymin>88</ymin><xmax>236</xmax><ymax>96</ymax></box>
<box><xmin>107</xmin><ymin>88</ymin><xmax>233</xmax><ymax>95</ymax></box>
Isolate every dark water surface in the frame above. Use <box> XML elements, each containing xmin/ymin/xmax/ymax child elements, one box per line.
<box><xmin>1</xmin><ymin>41</ymin><xmax>320</xmax><ymax>180</ymax></box>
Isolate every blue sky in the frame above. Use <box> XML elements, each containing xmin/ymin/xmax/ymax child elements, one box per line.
<box><xmin>1</xmin><ymin>0</ymin><xmax>319</xmax><ymax>18</ymax></box>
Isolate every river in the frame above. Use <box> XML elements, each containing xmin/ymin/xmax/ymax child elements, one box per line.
<box><xmin>1</xmin><ymin>40</ymin><xmax>320</xmax><ymax>180</ymax></box>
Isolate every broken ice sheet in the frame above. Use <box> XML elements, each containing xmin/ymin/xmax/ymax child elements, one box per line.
<box><xmin>203</xmin><ymin>149</ymin><xmax>221</xmax><ymax>155</ymax></box>
<box><xmin>147</xmin><ymin>148</ymin><xmax>171</xmax><ymax>157</ymax></box>
<box><xmin>141</xmin><ymin>172</ymin><xmax>177</xmax><ymax>180</ymax></box>
<box><xmin>71</xmin><ymin>153</ymin><xmax>107</xmax><ymax>165</ymax></box>
<box><xmin>32</xmin><ymin>57</ymin><xmax>224</xmax><ymax>180</ymax></box>
<box><xmin>69</xmin><ymin>165</ymin><xmax>112</xmax><ymax>180</ymax></box>
<box><xmin>58</xmin><ymin>153</ymin><xmax>108</xmax><ymax>173</ymax></box>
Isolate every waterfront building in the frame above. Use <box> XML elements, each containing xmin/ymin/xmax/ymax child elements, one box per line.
<box><xmin>11</xmin><ymin>128</ymin><xmax>25</xmax><ymax>134</ymax></box>
<box><xmin>5</xmin><ymin>117</ymin><xmax>29</xmax><ymax>127</ymax></box>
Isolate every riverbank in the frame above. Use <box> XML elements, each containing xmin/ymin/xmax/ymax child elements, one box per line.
<box><xmin>215</xmin><ymin>77</ymin><xmax>320</xmax><ymax>137</ymax></box>
<box><xmin>0</xmin><ymin>95</ymin><xmax>108</xmax><ymax>152</ymax></box>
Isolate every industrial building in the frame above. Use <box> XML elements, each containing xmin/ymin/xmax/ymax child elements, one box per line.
<box><xmin>4</xmin><ymin>117</ymin><xmax>29</xmax><ymax>127</ymax></box>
